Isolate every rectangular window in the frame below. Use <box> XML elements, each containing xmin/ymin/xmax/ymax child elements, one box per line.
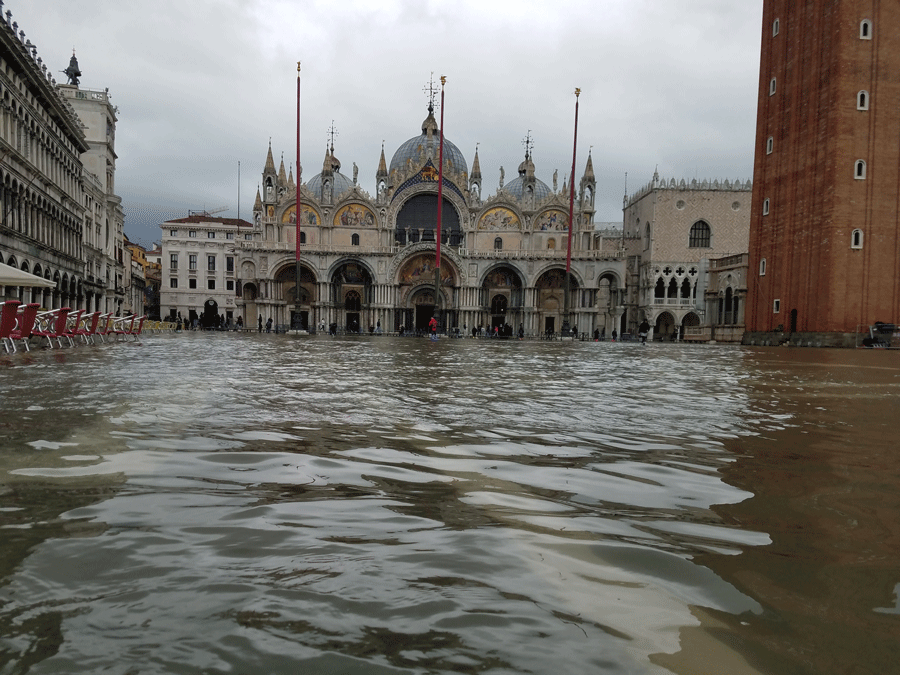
<box><xmin>226</xmin><ymin>280</ymin><xmax>234</xmax><ymax>291</ymax></box>
<box><xmin>189</xmin><ymin>278</ymin><xmax>197</xmax><ymax>289</ymax></box>
<box><xmin>226</xmin><ymin>232</ymin><xmax>235</xmax><ymax>240</ymax></box>
<box><xmin>170</xmin><ymin>229</ymin><xmax>177</xmax><ymax>236</ymax></box>
<box><xmin>170</xmin><ymin>253</ymin><xmax>178</xmax><ymax>270</ymax></box>
<box><xmin>169</xmin><ymin>278</ymin><xmax>178</xmax><ymax>288</ymax></box>
<box><xmin>189</xmin><ymin>254</ymin><xmax>197</xmax><ymax>270</ymax></box>
<box><xmin>207</xmin><ymin>255</ymin><xmax>216</xmax><ymax>271</ymax></box>
<box><xmin>208</xmin><ymin>279</ymin><xmax>216</xmax><ymax>290</ymax></box>
<box><xmin>759</xmin><ymin>258</ymin><xmax>767</xmax><ymax>276</ymax></box>
<box><xmin>189</xmin><ymin>230</ymin><xmax>197</xmax><ymax>238</ymax></box>
<box><xmin>763</xmin><ymin>198</ymin><xmax>770</xmax><ymax>215</ymax></box>
<box><xmin>226</xmin><ymin>256</ymin><xmax>234</xmax><ymax>273</ymax></box>
<box><xmin>766</xmin><ymin>136</ymin><xmax>773</xmax><ymax>154</ymax></box>
<box><xmin>769</xmin><ymin>78</ymin><xmax>776</xmax><ymax>96</ymax></box>
<box><xmin>245</xmin><ymin>233</ymin><xmax>252</xmax><ymax>240</ymax></box>
<box><xmin>773</xmin><ymin>299</ymin><xmax>781</xmax><ymax>313</ymax></box>
<box><xmin>208</xmin><ymin>231</ymin><xmax>216</xmax><ymax>239</ymax></box>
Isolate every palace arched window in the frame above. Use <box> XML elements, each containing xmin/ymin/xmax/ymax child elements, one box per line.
<box><xmin>769</xmin><ymin>78</ymin><xmax>776</xmax><ymax>96</ymax></box>
<box><xmin>763</xmin><ymin>198</ymin><xmax>770</xmax><ymax>215</ymax></box>
<box><xmin>766</xmin><ymin>136</ymin><xmax>774</xmax><ymax>154</ymax></box>
<box><xmin>851</xmin><ymin>229</ymin><xmax>863</xmax><ymax>249</ymax></box>
<box><xmin>547</xmin><ymin>238</ymin><xmax>556</xmax><ymax>250</ymax></box>
<box><xmin>494</xmin><ymin>237</ymin><xmax>502</xmax><ymax>250</ymax></box>
<box><xmin>773</xmin><ymin>18</ymin><xmax>779</xmax><ymax>36</ymax></box>
<box><xmin>855</xmin><ymin>160</ymin><xmax>867</xmax><ymax>179</ymax></box>
<box><xmin>759</xmin><ymin>258</ymin><xmax>767</xmax><ymax>276</ymax></box>
<box><xmin>351</xmin><ymin>233</ymin><xmax>360</xmax><ymax>246</ymax></box>
<box><xmin>299</xmin><ymin>231</ymin><xmax>306</xmax><ymax>244</ymax></box>
<box><xmin>689</xmin><ymin>221</ymin><xmax>711</xmax><ymax>248</ymax></box>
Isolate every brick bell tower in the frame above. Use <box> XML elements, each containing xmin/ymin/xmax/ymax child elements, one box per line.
<box><xmin>745</xmin><ymin>1</ymin><xmax>900</xmax><ymax>345</ymax></box>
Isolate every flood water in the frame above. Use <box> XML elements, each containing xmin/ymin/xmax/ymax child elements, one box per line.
<box><xmin>0</xmin><ymin>334</ymin><xmax>898</xmax><ymax>675</ymax></box>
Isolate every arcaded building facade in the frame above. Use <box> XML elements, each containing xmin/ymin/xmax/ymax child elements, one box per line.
<box><xmin>221</xmin><ymin>104</ymin><xmax>626</xmax><ymax>336</ymax></box>
<box><xmin>622</xmin><ymin>172</ymin><xmax>752</xmax><ymax>341</ymax></box>
<box><xmin>0</xmin><ymin>5</ymin><xmax>125</xmax><ymax>314</ymax></box>
<box><xmin>746</xmin><ymin>1</ymin><xmax>900</xmax><ymax>344</ymax></box>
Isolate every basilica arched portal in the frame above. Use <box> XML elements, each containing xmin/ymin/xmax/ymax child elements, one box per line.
<box><xmin>535</xmin><ymin>268</ymin><xmax>579</xmax><ymax>335</ymax></box>
<box><xmin>481</xmin><ymin>265</ymin><xmax>524</xmax><ymax>330</ymax></box>
<box><xmin>331</xmin><ymin>260</ymin><xmax>374</xmax><ymax>333</ymax></box>
<box><xmin>274</xmin><ymin>262</ymin><xmax>318</xmax><ymax>330</ymax></box>
<box><xmin>396</xmin><ymin>252</ymin><xmax>458</xmax><ymax>332</ymax></box>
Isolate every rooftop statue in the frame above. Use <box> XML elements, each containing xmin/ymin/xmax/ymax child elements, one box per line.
<box><xmin>63</xmin><ymin>52</ymin><xmax>81</xmax><ymax>86</ymax></box>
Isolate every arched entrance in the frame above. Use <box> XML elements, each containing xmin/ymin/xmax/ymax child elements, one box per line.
<box><xmin>410</xmin><ymin>287</ymin><xmax>438</xmax><ymax>333</ymax></box>
<box><xmin>535</xmin><ymin>268</ymin><xmax>577</xmax><ymax>335</ymax></box>
<box><xmin>655</xmin><ymin>311</ymin><xmax>676</xmax><ymax>341</ymax></box>
<box><xmin>202</xmin><ymin>299</ymin><xmax>219</xmax><ymax>328</ymax></box>
<box><xmin>275</xmin><ymin>263</ymin><xmax>317</xmax><ymax>330</ymax></box>
<box><xmin>681</xmin><ymin>311</ymin><xmax>700</xmax><ymax>341</ymax></box>
<box><xmin>331</xmin><ymin>261</ymin><xmax>373</xmax><ymax>332</ymax></box>
<box><xmin>397</xmin><ymin>252</ymin><xmax>458</xmax><ymax>333</ymax></box>
<box><xmin>481</xmin><ymin>266</ymin><xmax>523</xmax><ymax>331</ymax></box>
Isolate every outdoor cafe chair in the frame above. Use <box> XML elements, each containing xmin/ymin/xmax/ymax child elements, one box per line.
<box><xmin>8</xmin><ymin>303</ymin><xmax>40</xmax><ymax>352</ymax></box>
<box><xmin>32</xmin><ymin>307</ymin><xmax>72</xmax><ymax>349</ymax></box>
<box><xmin>0</xmin><ymin>300</ymin><xmax>21</xmax><ymax>353</ymax></box>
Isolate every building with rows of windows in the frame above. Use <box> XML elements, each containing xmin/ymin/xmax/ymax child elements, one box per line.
<box><xmin>159</xmin><ymin>215</ymin><xmax>251</xmax><ymax>327</ymax></box>
<box><xmin>621</xmin><ymin>171</ymin><xmax>752</xmax><ymax>341</ymax></box>
<box><xmin>745</xmin><ymin>1</ymin><xmax>900</xmax><ymax>345</ymax></box>
<box><xmin>0</xmin><ymin>4</ymin><xmax>125</xmax><ymax>315</ymax></box>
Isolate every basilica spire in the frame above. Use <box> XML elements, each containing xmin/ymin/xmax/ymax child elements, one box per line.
<box><xmin>582</xmin><ymin>149</ymin><xmax>594</xmax><ymax>181</ymax></box>
<box><xmin>376</xmin><ymin>141</ymin><xmax>388</xmax><ymax>182</ymax></box>
<box><xmin>471</xmin><ymin>144</ymin><xmax>481</xmax><ymax>182</ymax></box>
<box><xmin>277</xmin><ymin>154</ymin><xmax>288</xmax><ymax>187</ymax></box>
<box><xmin>254</xmin><ymin>187</ymin><xmax>262</xmax><ymax>211</ymax></box>
<box><xmin>264</xmin><ymin>142</ymin><xmax>276</xmax><ymax>175</ymax></box>
<box><xmin>470</xmin><ymin>143</ymin><xmax>482</xmax><ymax>201</ymax></box>
<box><xmin>287</xmin><ymin>165</ymin><xmax>295</xmax><ymax>189</ymax></box>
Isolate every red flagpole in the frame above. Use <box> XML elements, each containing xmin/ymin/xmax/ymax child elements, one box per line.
<box><xmin>566</xmin><ymin>88</ymin><xmax>580</xmax><ymax>275</ymax></box>
<box><xmin>564</xmin><ymin>88</ymin><xmax>580</xmax><ymax>336</ymax></box>
<box><xmin>433</xmin><ymin>76</ymin><xmax>446</xmax><ymax>325</ymax></box>
<box><xmin>294</xmin><ymin>63</ymin><xmax>302</xmax><ymax>326</ymax></box>
<box><xmin>295</xmin><ymin>62</ymin><xmax>302</xmax><ymax>263</ymax></box>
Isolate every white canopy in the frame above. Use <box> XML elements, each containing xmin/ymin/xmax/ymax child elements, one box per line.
<box><xmin>0</xmin><ymin>262</ymin><xmax>57</xmax><ymax>288</ymax></box>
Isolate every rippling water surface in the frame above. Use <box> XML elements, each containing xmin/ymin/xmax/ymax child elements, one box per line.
<box><xmin>0</xmin><ymin>334</ymin><xmax>898</xmax><ymax>674</ymax></box>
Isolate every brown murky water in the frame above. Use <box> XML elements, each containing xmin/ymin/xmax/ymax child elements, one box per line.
<box><xmin>0</xmin><ymin>335</ymin><xmax>897</xmax><ymax>674</ymax></box>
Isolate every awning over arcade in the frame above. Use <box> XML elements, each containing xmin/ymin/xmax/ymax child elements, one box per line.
<box><xmin>0</xmin><ymin>262</ymin><xmax>57</xmax><ymax>288</ymax></box>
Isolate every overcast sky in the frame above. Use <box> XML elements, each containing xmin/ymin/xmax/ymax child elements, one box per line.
<box><xmin>12</xmin><ymin>0</ymin><xmax>763</xmax><ymax>248</ymax></box>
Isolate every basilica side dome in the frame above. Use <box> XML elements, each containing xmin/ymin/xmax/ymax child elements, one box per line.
<box><xmin>306</xmin><ymin>147</ymin><xmax>354</xmax><ymax>200</ymax></box>
<box><xmin>306</xmin><ymin>171</ymin><xmax>353</xmax><ymax>200</ymax></box>
<box><xmin>502</xmin><ymin>153</ymin><xmax>552</xmax><ymax>201</ymax></box>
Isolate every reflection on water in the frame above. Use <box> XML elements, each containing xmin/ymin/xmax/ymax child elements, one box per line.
<box><xmin>0</xmin><ymin>335</ymin><xmax>898</xmax><ymax>674</ymax></box>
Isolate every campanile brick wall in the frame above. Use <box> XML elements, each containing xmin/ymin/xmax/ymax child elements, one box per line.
<box><xmin>746</xmin><ymin>0</ymin><xmax>900</xmax><ymax>337</ymax></box>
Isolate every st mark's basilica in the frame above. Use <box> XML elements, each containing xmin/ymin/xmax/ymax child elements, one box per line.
<box><xmin>216</xmin><ymin>100</ymin><xmax>626</xmax><ymax>335</ymax></box>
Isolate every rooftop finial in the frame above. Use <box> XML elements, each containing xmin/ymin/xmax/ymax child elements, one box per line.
<box><xmin>327</xmin><ymin>120</ymin><xmax>338</xmax><ymax>152</ymax></box>
<box><xmin>522</xmin><ymin>130</ymin><xmax>534</xmax><ymax>159</ymax></box>
<box><xmin>423</xmin><ymin>72</ymin><xmax>438</xmax><ymax>114</ymax></box>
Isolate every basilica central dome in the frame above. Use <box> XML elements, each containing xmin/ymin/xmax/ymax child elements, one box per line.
<box><xmin>389</xmin><ymin>106</ymin><xmax>468</xmax><ymax>178</ymax></box>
